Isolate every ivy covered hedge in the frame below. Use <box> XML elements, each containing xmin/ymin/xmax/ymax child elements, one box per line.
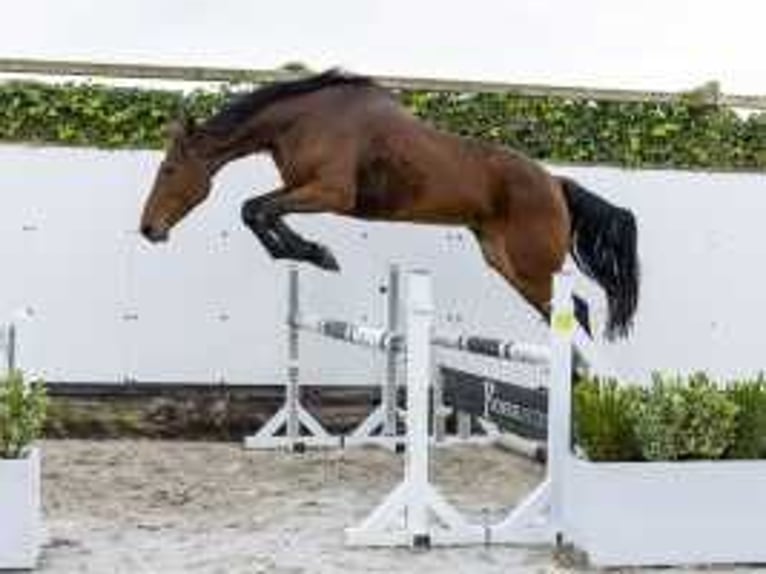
<box><xmin>0</xmin><ymin>80</ymin><xmax>764</xmax><ymax>170</ymax></box>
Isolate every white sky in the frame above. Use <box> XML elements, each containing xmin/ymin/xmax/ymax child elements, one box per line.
<box><xmin>3</xmin><ymin>0</ymin><xmax>765</xmax><ymax>94</ymax></box>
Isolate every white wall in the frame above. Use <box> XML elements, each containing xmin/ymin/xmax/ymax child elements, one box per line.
<box><xmin>1</xmin><ymin>144</ymin><xmax>764</xmax><ymax>384</ymax></box>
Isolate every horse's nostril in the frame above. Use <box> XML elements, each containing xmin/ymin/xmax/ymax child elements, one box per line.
<box><xmin>140</xmin><ymin>224</ymin><xmax>153</xmax><ymax>238</ymax></box>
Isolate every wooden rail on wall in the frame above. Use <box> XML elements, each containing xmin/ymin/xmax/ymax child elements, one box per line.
<box><xmin>1</xmin><ymin>57</ymin><xmax>765</xmax><ymax>110</ymax></box>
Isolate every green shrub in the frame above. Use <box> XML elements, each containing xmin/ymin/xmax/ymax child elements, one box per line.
<box><xmin>632</xmin><ymin>372</ymin><xmax>738</xmax><ymax>461</ymax></box>
<box><xmin>0</xmin><ymin>370</ymin><xmax>48</xmax><ymax>459</ymax></box>
<box><xmin>573</xmin><ymin>377</ymin><xmax>642</xmax><ymax>461</ymax></box>
<box><xmin>725</xmin><ymin>375</ymin><xmax>766</xmax><ymax>459</ymax></box>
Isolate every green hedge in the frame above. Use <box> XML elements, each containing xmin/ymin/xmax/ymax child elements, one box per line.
<box><xmin>0</xmin><ymin>80</ymin><xmax>764</xmax><ymax>170</ymax></box>
<box><xmin>574</xmin><ymin>373</ymin><xmax>766</xmax><ymax>462</ymax></box>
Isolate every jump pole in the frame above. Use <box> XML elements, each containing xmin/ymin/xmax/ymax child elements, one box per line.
<box><xmin>1</xmin><ymin>322</ymin><xmax>17</xmax><ymax>378</ymax></box>
<box><xmin>346</xmin><ymin>270</ymin><xmax>484</xmax><ymax>547</ymax></box>
<box><xmin>488</xmin><ymin>270</ymin><xmax>574</xmax><ymax>544</ymax></box>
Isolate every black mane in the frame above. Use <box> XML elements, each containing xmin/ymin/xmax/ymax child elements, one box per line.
<box><xmin>202</xmin><ymin>69</ymin><xmax>375</xmax><ymax>134</ymax></box>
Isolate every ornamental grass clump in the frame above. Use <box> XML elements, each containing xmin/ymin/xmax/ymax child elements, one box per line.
<box><xmin>573</xmin><ymin>377</ymin><xmax>642</xmax><ymax>462</ymax></box>
<box><xmin>725</xmin><ymin>375</ymin><xmax>766</xmax><ymax>459</ymax></box>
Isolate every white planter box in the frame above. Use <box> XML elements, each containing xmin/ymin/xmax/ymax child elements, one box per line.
<box><xmin>0</xmin><ymin>447</ymin><xmax>42</xmax><ymax>570</ymax></box>
<box><xmin>563</xmin><ymin>456</ymin><xmax>766</xmax><ymax>567</ymax></box>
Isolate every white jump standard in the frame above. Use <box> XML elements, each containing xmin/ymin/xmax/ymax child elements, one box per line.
<box><xmin>346</xmin><ymin>270</ymin><xmax>577</xmax><ymax>548</ymax></box>
<box><xmin>244</xmin><ymin>265</ymin><xmax>403</xmax><ymax>451</ymax></box>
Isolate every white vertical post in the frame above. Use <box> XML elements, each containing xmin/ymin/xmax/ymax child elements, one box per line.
<box><xmin>7</xmin><ymin>323</ymin><xmax>16</xmax><ymax>374</ymax></box>
<box><xmin>548</xmin><ymin>270</ymin><xmax>575</xmax><ymax>539</ymax></box>
<box><xmin>432</xmin><ymin>368</ymin><xmax>446</xmax><ymax>442</ymax></box>
<box><xmin>384</xmin><ymin>265</ymin><xmax>400</xmax><ymax>438</ymax></box>
<box><xmin>286</xmin><ymin>264</ymin><xmax>301</xmax><ymax>449</ymax></box>
<box><xmin>348</xmin><ymin>270</ymin><xmax>494</xmax><ymax>547</ymax></box>
<box><xmin>404</xmin><ymin>270</ymin><xmax>433</xmax><ymax>545</ymax></box>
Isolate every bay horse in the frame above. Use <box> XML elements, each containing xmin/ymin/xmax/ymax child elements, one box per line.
<box><xmin>140</xmin><ymin>70</ymin><xmax>639</xmax><ymax>339</ymax></box>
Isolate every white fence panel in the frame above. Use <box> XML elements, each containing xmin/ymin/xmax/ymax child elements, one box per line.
<box><xmin>1</xmin><ymin>144</ymin><xmax>765</xmax><ymax>383</ymax></box>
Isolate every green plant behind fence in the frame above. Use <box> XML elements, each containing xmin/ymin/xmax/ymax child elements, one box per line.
<box><xmin>0</xmin><ymin>371</ymin><xmax>48</xmax><ymax>459</ymax></box>
<box><xmin>631</xmin><ymin>372</ymin><xmax>738</xmax><ymax>461</ymax></box>
<box><xmin>575</xmin><ymin>372</ymin><xmax>766</xmax><ymax>462</ymax></box>
<box><xmin>0</xmin><ymin>80</ymin><xmax>764</xmax><ymax>170</ymax></box>
<box><xmin>573</xmin><ymin>377</ymin><xmax>642</xmax><ymax>462</ymax></box>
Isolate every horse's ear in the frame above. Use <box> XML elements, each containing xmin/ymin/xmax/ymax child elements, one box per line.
<box><xmin>166</xmin><ymin>112</ymin><xmax>197</xmax><ymax>141</ymax></box>
<box><xmin>166</xmin><ymin>119</ymin><xmax>187</xmax><ymax>142</ymax></box>
<box><xmin>183</xmin><ymin>114</ymin><xmax>197</xmax><ymax>135</ymax></box>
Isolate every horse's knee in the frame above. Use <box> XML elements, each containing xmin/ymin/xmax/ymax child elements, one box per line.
<box><xmin>241</xmin><ymin>199</ymin><xmax>257</xmax><ymax>226</ymax></box>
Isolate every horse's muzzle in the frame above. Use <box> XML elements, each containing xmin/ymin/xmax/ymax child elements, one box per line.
<box><xmin>140</xmin><ymin>224</ymin><xmax>169</xmax><ymax>243</ymax></box>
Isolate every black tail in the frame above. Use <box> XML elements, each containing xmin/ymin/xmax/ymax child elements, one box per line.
<box><xmin>560</xmin><ymin>177</ymin><xmax>640</xmax><ymax>340</ymax></box>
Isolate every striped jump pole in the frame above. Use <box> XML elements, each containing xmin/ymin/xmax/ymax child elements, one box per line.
<box><xmin>431</xmin><ymin>332</ymin><xmax>551</xmax><ymax>366</ymax></box>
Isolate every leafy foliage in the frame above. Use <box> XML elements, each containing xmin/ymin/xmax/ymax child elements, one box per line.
<box><xmin>0</xmin><ymin>80</ymin><xmax>764</xmax><ymax>170</ymax></box>
<box><xmin>0</xmin><ymin>371</ymin><xmax>47</xmax><ymax>459</ymax></box>
<box><xmin>632</xmin><ymin>372</ymin><xmax>738</xmax><ymax>461</ymax></box>
<box><xmin>574</xmin><ymin>372</ymin><xmax>766</xmax><ymax>462</ymax></box>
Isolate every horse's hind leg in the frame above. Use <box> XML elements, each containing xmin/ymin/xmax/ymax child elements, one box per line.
<box><xmin>476</xmin><ymin>225</ymin><xmax>593</xmax><ymax>336</ymax></box>
<box><xmin>472</xmin><ymin>225</ymin><xmax>552</xmax><ymax>324</ymax></box>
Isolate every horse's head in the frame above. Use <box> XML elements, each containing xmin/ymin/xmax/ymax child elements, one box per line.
<box><xmin>140</xmin><ymin>116</ymin><xmax>211</xmax><ymax>243</ymax></box>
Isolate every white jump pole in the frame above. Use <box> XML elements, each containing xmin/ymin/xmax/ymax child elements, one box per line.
<box><xmin>346</xmin><ymin>270</ymin><xmax>484</xmax><ymax>547</ymax></box>
<box><xmin>488</xmin><ymin>268</ymin><xmax>574</xmax><ymax>544</ymax></box>
<box><xmin>1</xmin><ymin>323</ymin><xmax>16</xmax><ymax>377</ymax></box>
<box><xmin>404</xmin><ymin>270</ymin><xmax>432</xmax><ymax>544</ymax></box>
<box><xmin>285</xmin><ymin>263</ymin><xmax>301</xmax><ymax>446</ymax></box>
<box><xmin>383</xmin><ymin>265</ymin><xmax>401</xmax><ymax>440</ymax></box>
<box><xmin>548</xmin><ymin>270</ymin><xmax>575</xmax><ymax>539</ymax></box>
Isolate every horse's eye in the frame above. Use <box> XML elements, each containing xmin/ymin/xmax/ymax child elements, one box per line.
<box><xmin>162</xmin><ymin>165</ymin><xmax>176</xmax><ymax>176</ymax></box>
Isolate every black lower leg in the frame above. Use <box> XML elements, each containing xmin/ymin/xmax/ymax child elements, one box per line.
<box><xmin>271</xmin><ymin>218</ymin><xmax>340</xmax><ymax>271</ymax></box>
<box><xmin>573</xmin><ymin>294</ymin><xmax>592</xmax><ymax>338</ymax></box>
<box><xmin>241</xmin><ymin>193</ymin><xmax>340</xmax><ymax>270</ymax></box>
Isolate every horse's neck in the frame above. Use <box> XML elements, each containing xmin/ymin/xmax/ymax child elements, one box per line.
<box><xmin>199</xmin><ymin>116</ymin><xmax>276</xmax><ymax>174</ymax></box>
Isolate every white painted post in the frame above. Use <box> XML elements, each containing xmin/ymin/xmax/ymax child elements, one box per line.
<box><xmin>548</xmin><ymin>270</ymin><xmax>575</xmax><ymax>539</ymax></box>
<box><xmin>404</xmin><ymin>270</ymin><xmax>433</xmax><ymax>546</ymax></box>
<box><xmin>6</xmin><ymin>323</ymin><xmax>16</xmax><ymax>374</ymax></box>
<box><xmin>286</xmin><ymin>264</ymin><xmax>301</xmax><ymax>450</ymax></box>
<box><xmin>383</xmin><ymin>265</ymin><xmax>400</xmax><ymax>439</ymax></box>
<box><xmin>432</xmin><ymin>368</ymin><xmax>446</xmax><ymax>442</ymax></box>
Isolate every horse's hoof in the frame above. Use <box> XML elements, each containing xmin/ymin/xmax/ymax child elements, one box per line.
<box><xmin>312</xmin><ymin>245</ymin><xmax>340</xmax><ymax>272</ymax></box>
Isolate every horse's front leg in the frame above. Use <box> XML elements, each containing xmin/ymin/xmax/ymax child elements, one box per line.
<box><xmin>240</xmin><ymin>190</ymin><xmax>291</xmax><ymax>259</ymax></box>
<box><xmin>240</xmin><ymin>184</ymin><xmax>346</xmax><ymax>271</ymax></box>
